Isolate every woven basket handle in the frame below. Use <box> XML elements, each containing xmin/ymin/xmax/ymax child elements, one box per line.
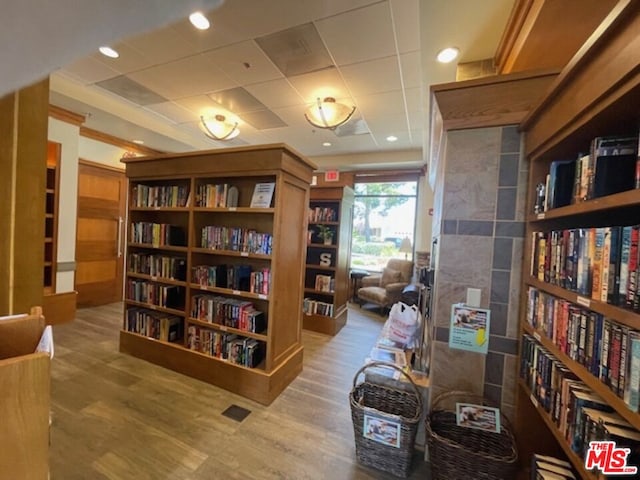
<box><xmin>352</xmin><ymin>361</ymin><xmax>423</xmax><ymax>413</ymax></box>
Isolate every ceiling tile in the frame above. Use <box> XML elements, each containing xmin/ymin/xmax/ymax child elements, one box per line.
<box><xmin>240</xmin><ymin>109</ymin><xmax>287</xmax><ymax>130</ymax></box>
<box><xmin>390</xmin><ymin>0</ymin><xmax>420</xmax><ymax>53</ymax></box>
<box><xmin>128</xmin><ymin>53</ymin><xmax>237</xmax><ymax>100</ymax></box>
<box><xmin>96</xmin><ymin>75</ymin><xmax>168</xmax><ymax>105</ymax></box>
<box><xmin>340</xmin><ymin>56</ymin><xmax>402</xmax><ymax>96</ymax></box>
<box><xmin>255</xmin><ymin>23</ymin><xmax>334</xmax><ymax>77</ymax></box>
<box><xmin>355</xmin><ymin>90</ymin><xmax>406</xmax><ymax>118</ymax></box>
<box><xmin>399</xmin><ymin>51</ymin><xmax>422</xmax><ymax>89</ymax></box>
<box><xmin>93</xmin><ymin>42</ymin><xmax>156</xmax><ymax>75</ymax></box>
<box><xmin>315</xmin><ymin>2</ymin><xmax>396</xmax><ymax>66</ymax></box>
<box><xmin>244</xmin><ymin>78</ymin><xmax>305</xmax><ymax>109</ymax></box>
<box><xmin>287</xmin><ymin>67</ymin><xmax>351</xmax><ymax>103</ymax></box>
<box><xmin>174</xmin><ymin>94</ymin><xmax>232</xmax><ymax>118</ymax></box>
<box><xmin>144</xmin><ymin>102</ymin><xmax>195</xmax><ymax>124</ymax></box>
<box><xmin>208</xmin><ymin>87</ymin><xmax>267</xmax><ymax>114</ymax></box>
<box><xmin>205</xmin><ymin>40</ymin><xmax>283</xmax><ymax>86</ymax></box>
<box><xmin>123</xmin><ymin>24</ymin><xmax>200</xmax><ymax>66</ymax></box>
<box><xmin>61</xmin><ymin>56</ymin><xmax>120</xmax><ymax>84</ymax></box>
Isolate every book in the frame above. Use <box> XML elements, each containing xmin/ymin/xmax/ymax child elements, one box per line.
<box><xmin>548</xmin><ymin>159</ymin><xmax>575</xmax><ymax>209</ymax></box>
<box><xmin>250</xmin><ymin>182</ymin><xmax>275</xmax><ymax>208</ymax></box>
<box><xmin>592</xmin><ymin>136</ymin><xmax>638</xmax><ymax>198</ymax></box>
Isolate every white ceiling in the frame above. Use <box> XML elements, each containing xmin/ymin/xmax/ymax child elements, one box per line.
<box><xmin>45</xmin><ymin>0</ymin><xmax>515</xmax><ymax>166</ymax></box>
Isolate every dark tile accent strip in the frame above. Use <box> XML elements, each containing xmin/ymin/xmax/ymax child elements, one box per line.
<box><xmin>492</xmin><ymin>238</ymin><xmax>513</xmax><ymax>270</ymax></box>
<box><xmin>489</xmin><ymin>302</ymin><xmax>508</xmax><ymax>337</ymax></box>
<box><xmin>496</xmin><ymin>188</ymin><xmax>517</xmax><ymax>221</ymax></box>
<box><xmin>436</xmin><ymin>327</ymin><xmax>449</xmax><ymax>342</ymax></box>
<box><xmin>495</xmin><ymin>221</ymin><xmax>525</xmax><ymax>238</ymax></box>
<box><xmin>488</xmin><ymin>336</ymin><xmax>518</xmax><ymax>355</ymax></box>
<box><xmin>490</xmin><ymin>270</ymin><xmax>510</xmax><ymax>304</ymax></box>
<box><xmin>501</xmin><ymin>125</ymin><xmax>520</xmax><ymax>154</ymax></box>
<box><xmin>484</xmin><ymin>383</ymin><xmax>503</xmax><ymax>407</ymax></box>
<box><xmin>485</xmin><ymin>352</ymin><xmax>505</xmax><ymax>386</ymax></box>
<box><xmin>443</xmin><ymin>219</ymin><xmax>457</xmax><ymax>235</ymax></box>
<box><xmin>222</xmin><ymin>404</ymin><xmax>251</xmax><ymax>422</ymax></box>
<box><xmin>458</xmin><ymin>220</ymin><xmax>494</xmax><ymax>237</ymax></box>
<box><xmin>499</xmin><ymin>154</ymin><xmax>519</xmax><ymax>187</ymax></box>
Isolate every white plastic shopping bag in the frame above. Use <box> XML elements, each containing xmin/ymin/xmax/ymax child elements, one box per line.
<box><xmin>387</xmin><ymin>301</ymin><xmax>420</xmax><ymax>346</ymax></box>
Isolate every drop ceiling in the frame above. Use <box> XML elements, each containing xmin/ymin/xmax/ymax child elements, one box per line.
<box><xmin>48</xmin><ymin>0</ymin><xmax>516</xmax><ymax>164</ymax></box>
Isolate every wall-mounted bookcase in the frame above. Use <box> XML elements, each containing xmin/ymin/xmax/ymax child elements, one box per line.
<box><xmin>516</xmin><ymin>4</ymin><xmax>640</xmax><ymax>478</ymax></box>
<box><xmin>44</xmin><ymin>141</ymin><xmax>60</xmax><ymax>295</ymax></box>
<box><xmin>303</xmin><ymin>186</ymin><xmax>354</xmax><ymax>335</ymax></box>
<box><xmin>120</xmin><ymin>144</ymin><xmax>315</xmax><ymax>405</ymax></box>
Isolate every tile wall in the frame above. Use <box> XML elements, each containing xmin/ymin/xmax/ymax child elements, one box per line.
<box><xmin>429</xmin><ymin>125</ymin><xmax>526</xmax><ymax>423</ymax></box>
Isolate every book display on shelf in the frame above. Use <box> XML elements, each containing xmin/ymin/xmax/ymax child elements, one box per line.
<box><xmin>120</xmin><ymin>144</ymin><xmax>315</xmax><ymax>405</ymax></box>
<box><xmin>517</xmin><ymin>6</ymin><xmax>640</xmax><ymax>478</ymax></box>
<box><xmin>303</xmin><ymin>186</ymin><xmax>354</xmax><ymax>336</ymax></box>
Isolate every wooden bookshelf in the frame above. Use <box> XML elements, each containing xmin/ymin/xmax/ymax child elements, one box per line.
<box><xmin>517</xmin><ymin>3</ymin><xmax>640</xmax><ymax>478</ymax></box>
<box><xmin>303</xmin><ymin>186</ymin><xmax>354</xmax><ymax>335</ymax></box>
<box><xmin>120</xmin><ymin>144</ymin><xmax>315</xmax><ymax>405</ymax></box>
<box><xmin>44</xmin><ymin>141</ymin><xmax>60</xmax><ymax>295</ymax></box>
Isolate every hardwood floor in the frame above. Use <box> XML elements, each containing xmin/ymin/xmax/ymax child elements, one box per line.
<box><xmin>49</xmin><ymin>303</ymin><xmax>431</xmax><ymax>479</ymax></box>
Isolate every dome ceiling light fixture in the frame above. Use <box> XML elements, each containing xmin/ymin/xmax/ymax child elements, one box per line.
<box><xmin>304</xmin><ymin>97</ymin><xmax>355</xmax><ymax>130</ymax></box>
<box><xmin>200</xmin><ymin>114</ymin><xmax>240</xmax><ymax>141</ymax></box>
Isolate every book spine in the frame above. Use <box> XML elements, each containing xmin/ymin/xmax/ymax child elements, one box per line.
<box><xmin>619</xmin><ymin>226</ymin><xmax>632</xmax><ymax>306</ymax></box>
<box><xmin>601</xmin><ymin>227</ymin><xmax>611</xmax><ymax>303</ymax></box>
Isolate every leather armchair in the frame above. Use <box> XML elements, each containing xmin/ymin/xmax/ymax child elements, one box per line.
<box><xmin>357</xmin><ymin>259</ymin><xmax>414</xmax><ymax>312</ymax></box>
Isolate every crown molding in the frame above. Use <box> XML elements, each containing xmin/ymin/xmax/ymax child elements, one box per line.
<box><xmin>79</xmin><ymin>126</ymin><xmax>164</xmax><ymax>156</ymax></box>
<box><xmin>48</xmin><ymin>104</ymin><xmax>85</xmax><ymax>126</ymax></box>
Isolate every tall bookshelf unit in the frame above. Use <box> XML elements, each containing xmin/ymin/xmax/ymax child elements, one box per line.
<box><xmin>44</xmin><ymin>141</ymin><xmax>60</xmax><ymax>295</ymax></box>
<box><xmin>120</xmin><ymin>144</ymin><xmax>315</xmax><ymax>405</ymax></box>
<box><xmin>516</xmin><ymin>3</ymin><xmax>640</xmax><ymax>478</ymax></box>
<box><xmin>303</xmin><ymin>186</ymin><xmax>354</xmax><ymax>335</ymax></box>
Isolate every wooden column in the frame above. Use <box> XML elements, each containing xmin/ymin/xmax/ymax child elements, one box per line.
<box><xmin>0</xmin><ymin>79</ymin><xmax>48</xmax><ymax>315</ymax></box>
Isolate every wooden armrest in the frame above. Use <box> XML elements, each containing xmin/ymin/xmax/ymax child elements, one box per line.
<box><xmin>384</xmin><ymin>282</ymin><xmax>409</xmax><ymax>293</ymax></box>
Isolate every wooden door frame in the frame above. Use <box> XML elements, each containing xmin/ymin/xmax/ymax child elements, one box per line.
<box><xmin>75</xmin><ymin>159</ymin><xmax>127</xmax><ymax>304</ymax></box>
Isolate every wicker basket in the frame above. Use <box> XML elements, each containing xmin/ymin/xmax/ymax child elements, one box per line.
<box><xmin>349</xmin><ymin>361</ymin><xmax>423</xmax><ymax>477</ymax></box>
<box><xmin>426</xmin><ymin>391</ymin><xmax>518</xmax><ymax>480</ymax></box>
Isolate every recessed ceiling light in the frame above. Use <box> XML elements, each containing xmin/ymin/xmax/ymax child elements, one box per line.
<box><xmin>99</xmin><ymin>46</ymin><xmax>119</xmax><ymax>58</ymax></box>
<box><xmin>436</xmin><ymin>47</ymin><xmax>459</xmax><ymax>63</ymax></box>
<box><xmin>189</xmin><ymin>12</ymin><xmax>210</xmax><ymax>30</ymax></box>
<box><xmin>386</xmin><ymin>135</ymin><xmax>398</xmax><ymax>142</ymax></box>
<box><xmin>132</xmin><ymin>140</ymin><xmax>144</xmax><ymax>145</ymax></box>
<box><xmin>323</xmin><ymin>142</ymin><xmax>332</xmax><ymax>147</ymax></box>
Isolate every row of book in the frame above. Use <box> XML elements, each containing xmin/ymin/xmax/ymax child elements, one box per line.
<box><xmin>186</xmin><ymin>326</ymin><xmax>264</xmax><ymax>368</ymax></box>
<box><xmin>125</xmin><ymin>308</ymin><xmax>183</xmax><ymax>343</ymax></box>
<box><xmin>530</xmin><ymin>225</ymin><xmax>640</xmax><ymax>310</ymax></box>
<box><xmin>194</xmin><ymin>183</ymin><xmax>235</xmax><ymax>208</ymax></box>
<box><xmin>534</xmin><ymin>134</ymin><xmax>639</xmax><ymax>213</ymax></box>
<box><xmin>126</xmin><ymin>280</ymin><xmax>185</xmax><ymax>309</ymax></box>
<box><xmin>521</xmin><ymin>335</ymin><xmax>640</xmax><ymax>465</ymax></box>
<box><xmin>128</xmin><ymin>253</ymin><xmax>186</xmax><ymax>281</ymax></box>
<box><xmin>192</xmin><ymin>264</ymin><xmax>270</xmax><ymax>295</ymax></box>
<box><xmin>308</xmin><ymin>206</ymin><xmax>337</xmax><ymax>223</ymax></box>
<box><xmin>302</xmin><ymin>298</ymin><xmax>334</xmax><ymax>317</ymax></box>
<box><xmin>314</xmin><ymin>274</ymin><xmax>334</xmax><ymax>293</ymax></box>
<box><xmin>526</xmin><ymin>287</ymin><xmax>640</xmax><ymax>408</ymax></box>
<box><xmin>132</xmin><ymin>184</ymin><xmax>189</xmax><ymax>208</ymax></box>
<box><xmin>191</xmin><ymin>294</ymin><xmax>266</xmax><ymax>333</ymax></box>
<box><xmin>200</xmin><ymin>225</ymin><xmax>272</xmax><ymax>255</ymax></box>
<box><xmin>530</xmin><ymin>454</ymin><xmax>575</xmax><ymax>479</ymax></box>
<box><xmin>130</xmin><ymin>222</ymin><xmax>186</xmax><ymax>247</ymax></box>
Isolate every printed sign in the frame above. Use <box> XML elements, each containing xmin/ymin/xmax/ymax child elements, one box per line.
<box><xmin>363</xmin><ymin>414</ymin><xmax>401</xmax><ymax>448</ymax></box>
<box><xmin>449</xmin><ymin>303</ymin><xmax>490</xmax><ymax>354</ymax></box>
<box><xmin>585</xmin><ymin>441</ymin><xmax>638</xmax><ymax>475</ymax></box>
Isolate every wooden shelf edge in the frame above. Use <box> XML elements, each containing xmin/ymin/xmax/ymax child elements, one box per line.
<box><xmin>522</xmin><ymin>323</ymin><xmax>640</xmax><ymax>431</ymax></box>
<box><xmin>307</xmin><ymin>243</ymin><xmax>337</xmax><ymax>249</ymax></box>
<box><xmin>193</xmin><ymin>207</ymin><xmax>275</xmax><ymax>214</ymax></box>
<box><xmin>187</xmin><ymin>317</ymin><xmax>267</xmax><ymax>341</ymax></box>
<box><xmin>189</xmin><ymin>283</ymin><xmax>269</xmax><ymax>301</ymax></box>
<box><xmin>124</xmin><ymin>300</ymin><xmax>185</xmax><ymax>317</ymax></box>
<box><xmin>518</xmin><ymin>380</ymin><xmax>598</xmax><ymax>480</ymax></box>
<box><xmin>190</xmin><ymin>247</ymin><xmax>271</xmax><ymax>260</ymax></box>
<box><xmin>127</xmin><ymin>272</ymin><xmax>187</xmax><ymax>286</ymax></box>
<box><xmin>527</xmin><ymin>189</ymin><xmax>640</xmax><ymax>221</ymax></box>
<box><xmin>130</xmin><ymin>206</ymin><xmax>190</xmax><ymax>211</ymax></box>
<box><xmin>304</xmin><ymin>288</ymin><xmax>335</xmax><ymax>296</ymax></box>
<box><xmin>302</xmin><ymin>307</ymin><xmax>347</xmax><ymax>336</ymax></box>
<box><xmin>526</xmin><ymin>277</ymin><xmax>640</xmax><ymax>330</ymax></box>
<box><xmin>305</xmin><ymin>264</ymin><xmax>336</xmax><ymax>271</ymax></box>
<box><xmin>128</xmin><ymin>243</ymin><xmax>188</xmax><ymax>252</ymax></box>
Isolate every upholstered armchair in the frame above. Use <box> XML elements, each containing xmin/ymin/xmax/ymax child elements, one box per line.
<box><xmin>357</xmin><ymin>259</ymin><xmax>414</xmax><ymax>312</ymax></box>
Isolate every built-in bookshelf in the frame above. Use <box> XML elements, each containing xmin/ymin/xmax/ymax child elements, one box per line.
<box><xmin>516</xmin><ymin>5</ymin><xmax>640</xmax><ymax>478</ymax></box>
<box><xmin>120</xmin><ymin>144</ymin><xmax>315</xmax><ymax>405</ymax></box>
<box><xmin>44</xmin><ymin>141</ymin><xmax>60</xmax><ymax>295</ymax></box>
<box><xmin>303</xmin><ymin>186</ymin><xmax>354</xmax><ymax>335</ymax></box>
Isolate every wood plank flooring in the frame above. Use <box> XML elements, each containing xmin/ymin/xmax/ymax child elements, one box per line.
<box><xmin>49</xmin><ymin>303</ymin><xmax>431</xmax><ymax>479</ymax></box>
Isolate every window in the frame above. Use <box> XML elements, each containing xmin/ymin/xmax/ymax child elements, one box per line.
<box><xmin>351</xmin><ymin>181</ymin><xmax>417</xmax><ymax>271</ymax></box>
